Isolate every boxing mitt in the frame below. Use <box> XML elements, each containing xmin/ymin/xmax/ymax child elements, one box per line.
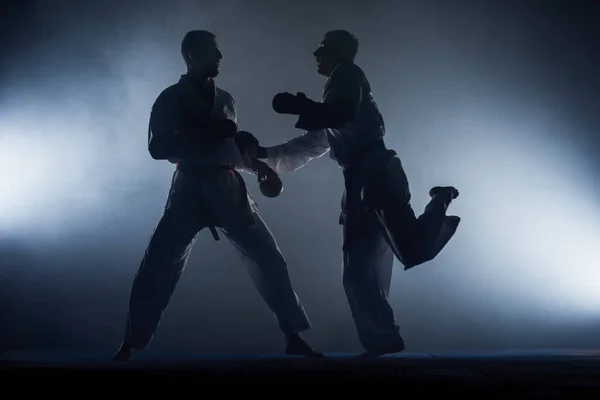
<box><xmin>252</xmin><ymin>158</ymin><xmax>283</xmax><ymax>198</ymax></box>
<box><xmin>272</xmin><ymin>92</ymin><xmax>310</xmax><ymax>115</ymax></box>
<box><xmin>259</xmin><ymin>173</ymin><xmax>284</xmax><ymax>198</ymax></box>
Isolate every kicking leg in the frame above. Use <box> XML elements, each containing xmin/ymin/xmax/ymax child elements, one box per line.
<box><xmin>371</xmin><ymin>156</ymin><xmax>460</xmax><ymax>269</ymax></box>
<box><xmin>411</xmin><ymin>186</ymin><xmax>461</xmax><ymax>268</ymax></box>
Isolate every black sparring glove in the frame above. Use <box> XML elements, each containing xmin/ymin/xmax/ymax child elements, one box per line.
<box><xmin>235</xmin><ymin>130</ymin><xmax>267</xmax><ymax>158</ymax></box>
<box><xmin>234</xmin><ymin>130</ymin><xmax>259</xmax><ymax>150</ymax></box>
<box><xmin>272</xmin><ymin>92</ymin><xmax>311</xmax><ymax>115</ymax></box>
<box><xmin>252</xmin><ymin>158</ymin><xmax>283</xmax><ymax>198</ymax></box>
<box><xmin>256</xmin><ymin>146</ymin><xmax>267</xmax><ymax>159</ymax></box>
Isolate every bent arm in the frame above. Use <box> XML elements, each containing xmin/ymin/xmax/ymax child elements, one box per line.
<box><xmin>225</xmin><ymin>98</ymin><xmax>262</xmax><ymax>176</ymax></box>
<box><xmin>147</xmin><ymin>91</ymin><xmax>225</xmax><ymax>163</ymax></box>
<box><xmin>261</xmin><ymin>129</ymin><xmax>330</xmax><ymax>174</ymax></box>
<box><xmin>294</xmin><ymin>63</ymin><xmax>363</xmax><ymax>131</ymax></box>
<box><xmin>235</xmin><ymin>149</ymin><xmax>261</xmax><ymax>176</ymax></box>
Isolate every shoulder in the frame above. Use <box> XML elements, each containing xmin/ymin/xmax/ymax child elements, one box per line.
<box><xmin>152</xmin><ymin>83</ymin><xmax>183</xmax><ymax>110</ymax></box>
<box><xmin>332</xmin><ymin>62</ymin><xmax>365</xmax><ymax>81</ymax></box>
<box><xmin>216</xmin><ymin>87</ymin><xmax>236</xmax><ymax>106</ymax></box>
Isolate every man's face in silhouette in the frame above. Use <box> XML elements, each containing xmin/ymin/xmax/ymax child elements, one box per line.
<box><xmin>313</xmin><ymin>38</ymin><xmax>340</xmax><ymax>77</ymax></box>
<box><xmin>187</xmin><ymin>37</ymin><xmax>223</xmax><ymax>78</ymax></box>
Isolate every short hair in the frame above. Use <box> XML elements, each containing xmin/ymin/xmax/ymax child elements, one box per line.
<box><xmin>323</xmin><ymin>30</ymin><xmax>359</xmax><ymax>61</ymax></box>
<box><xmin>181</xmin><ymin>30</ymin><xmax>215</xmax><ymax>63</ymax></box>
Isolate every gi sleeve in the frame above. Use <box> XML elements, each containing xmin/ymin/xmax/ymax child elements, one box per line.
<box><xmin>224</xmin><ymin>95</ymin><xmax>262</xmax><ymax>176</ymax></box>
<box><xmin>262</xmin><ymin>129</ymin><xmax>330</xmax><ymax>174</ymax></box>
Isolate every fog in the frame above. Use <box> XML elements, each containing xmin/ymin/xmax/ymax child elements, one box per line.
<box><xmin>1</xmin><ymin>0</ymin><xmax>599</xmax><ymax>354</ymax></box>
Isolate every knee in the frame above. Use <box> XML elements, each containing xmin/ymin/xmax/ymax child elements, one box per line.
<box><xmin>271</xmin><ymin>249</ymin><xmax>287</xmax><ymax>268</ymax></box>
<box><xmin>252</xmin><ymin>249</ymin><xmax>291</xmax><ymax>290</ymax></box>
<box><xmin>145</xmin><ymin>225</ymin><xmax>194</xmax><ymax>262</ymax></box>
<box><xmin>342</xmin><ymin>264</ymin><xmax>364</xmax><ymax>291</ymax></box>
<box><xmin>136</xmin><ymin>244</ymin><xmax>186</xmax><ymax>281</ymax></box>
<box><xmin>143</xmin><ymin>244</ymin><xmax>174</xmax><ymax>267</ymax></box>
<box><xmin>260</xmin><ymin>244</ymin><xmax>288</xmax><ymax>270</ymax></box>
<box><xmin>138</xmin><ymin>246</ymin><xmax>169</xmax><ymax>275</ymax></box>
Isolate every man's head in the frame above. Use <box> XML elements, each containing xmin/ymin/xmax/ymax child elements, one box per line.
<box><xmin>181</xmin><ymin>30</ymin><xmax>222</xmax><ymax>78</ymax></box>
<box><xmin>313</xmin><ymin>30</ymin><xmax>359</xmax><ymax>77</ymax></box>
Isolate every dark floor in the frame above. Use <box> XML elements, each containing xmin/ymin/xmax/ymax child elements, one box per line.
<box><xmin>2</xmin><ymin>349</ymin><xmax>600</xmax><ymax>397</ymax></box>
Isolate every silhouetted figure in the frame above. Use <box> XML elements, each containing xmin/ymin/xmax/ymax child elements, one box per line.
<box><xmin>249</xmin><ymin>30</ymin><xmax>460</xmax><ymax>356</ymax></box>
<box><xmin>113</xmin><ymin>30</ymin><xmax>322</xmax><ymax>361</ymax></box>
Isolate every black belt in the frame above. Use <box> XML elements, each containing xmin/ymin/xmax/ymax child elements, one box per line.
<box><xmin>176</xmin><ymin>162</ymin><xmax>235</xmax><ymax>173</ymax></box>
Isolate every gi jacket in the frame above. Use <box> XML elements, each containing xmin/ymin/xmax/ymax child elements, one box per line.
<box><xmin>148</xmin><ymin>75</ymin><xmax>258</xmax><ymax>228</ymax></box>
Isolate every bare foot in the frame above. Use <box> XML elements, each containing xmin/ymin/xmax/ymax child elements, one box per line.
<box><xmin>357</xmin><ymin>338</ymin><xmax>405</xmax><ymax>358</ymax></box>
<box><xmin>112</xmin><ymin>342</ymin><xmax>132</xmax><ymax>361</ymax></box>
<box><xmin>285</xmin><ymin>334</ymin><xmax>324</xmax><ymax>358</ymax></box>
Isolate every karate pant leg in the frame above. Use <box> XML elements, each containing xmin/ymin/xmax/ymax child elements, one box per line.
<box><xmin>123</xmin><ymin>176</ymin><xmax>203</xmax><ymax>349</ymax></box>
<box><xmin>220</xmin><ymin>211</ymin><xmax>311</xmax><ymax>336</ymax></box>
<box><xmin>342</xmin><ymin>209</ymin><xmax>402</xmax><ymax>353</ymax></box>
<box><xmin>372</xmin><ymin>156</ymin><xmax>460</xmax><ymax>269</ymax></box>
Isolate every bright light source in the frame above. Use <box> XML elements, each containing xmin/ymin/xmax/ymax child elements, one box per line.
<box><xmin>0</xmin><ymin>115</ymin><xmax>108</xmax><ymax>234</ymax></box>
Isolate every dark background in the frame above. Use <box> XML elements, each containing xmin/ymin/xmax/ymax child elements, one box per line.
<box><xmin>1</xmin><ymin>0</ymin><xmax>599</xmax><ymax>354</ymax></box>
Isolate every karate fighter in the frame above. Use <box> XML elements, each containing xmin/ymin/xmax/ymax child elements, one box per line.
<box><xmin>113</xmin><ymin>30</ymin><xmax>321</xmax><ymax>361</ymax></box>
<box><xmin>248</xmin><ymin>30</ymin><xmax>461</xmax><ymax>356</ymax></box>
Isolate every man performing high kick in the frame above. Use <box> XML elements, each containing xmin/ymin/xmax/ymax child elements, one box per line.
<box><xmin>248</xmin><ymin>30</ymin><xmax>461</xmax><ymax>356</ymax></box>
